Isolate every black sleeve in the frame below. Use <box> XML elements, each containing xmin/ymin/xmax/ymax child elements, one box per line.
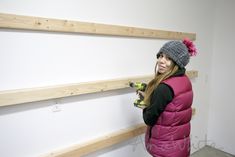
<box><xmin>142</xmin><ymin>83</ymin><xmax>174</xmax><ymax>126</ymax></box>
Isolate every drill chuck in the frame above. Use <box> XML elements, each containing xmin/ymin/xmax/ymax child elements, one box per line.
<box><xmin>129</xmin><ymin>82</ymin><xmax>147</xmax><ymax>91</ymax></box>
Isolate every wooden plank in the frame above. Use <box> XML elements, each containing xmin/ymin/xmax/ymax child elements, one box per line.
<box><xmin>42</xmin><ymin>123</ymin><xmax>146</xmax><ymax>157</ymax></box>
<box><xmin>0</xmin><ymin>13</ymin><xmax>196</xmax><ymax>40</ymax></box>
<box><xmin>42</xmin><ymin>107</ymin><xmax>196</xmax><ymax>157</ymax></box>
<box><xmin>0</xmin><ymin>75</ymin><xmax>152</xmax><ymax>107</ymax></box>
<box><xmin>0</xmin><ymin>70</ymin><xmax>198</xmax><ymax>107</ymax></box>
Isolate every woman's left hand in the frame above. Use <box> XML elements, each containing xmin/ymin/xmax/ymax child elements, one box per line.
<box><xmin>137</xmin><ymin>90</ymin><xmax>145</xmax><ymax>99</ymax></box>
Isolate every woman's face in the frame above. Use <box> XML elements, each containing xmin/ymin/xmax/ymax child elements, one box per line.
<box><xmin>157</xmin><ymin>53</ymin><xmax>173</xmax><ymax>74</ymax></box>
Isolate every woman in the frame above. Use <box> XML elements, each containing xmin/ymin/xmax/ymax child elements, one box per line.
<box><xmin>141</xmin><ymin>39</ymin><xmax>197</xmax><ymax>157</ymax></box>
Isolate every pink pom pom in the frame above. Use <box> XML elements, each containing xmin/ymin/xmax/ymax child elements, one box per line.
<box><xmin>183</xmin><ymin>38</ymin><xmax>197</xmax><ymax>56</ymax></box>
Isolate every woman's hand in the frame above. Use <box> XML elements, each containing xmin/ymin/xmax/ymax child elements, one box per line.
<box><xmin>137</xmin><ymin>90</ymin><xmax>145</xmax><ymax>100</ymax></box>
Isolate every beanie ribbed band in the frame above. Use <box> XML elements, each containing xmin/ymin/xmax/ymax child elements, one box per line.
<box><xmin>157</xmin><ymin>40</ymin><xmax>190</xmax><ymax>68</ymax></box>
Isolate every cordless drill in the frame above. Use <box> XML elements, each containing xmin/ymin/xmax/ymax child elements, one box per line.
<box><xmin>129</xmin><ymin>82</ymin><xmax>147</xmax><ymax>108</ymax></box>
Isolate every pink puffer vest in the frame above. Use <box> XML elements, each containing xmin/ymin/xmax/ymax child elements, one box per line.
<box><xmin>145</xmin><ymin>75</ymin><xmax>193</xmax><ymax>157</ymax></box>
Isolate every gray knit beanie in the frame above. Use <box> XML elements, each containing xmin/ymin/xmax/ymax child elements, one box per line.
<box><xmin>157</xmin><ymin>39</ymin><xmax>196</xmax><ymax>68</ymax></box>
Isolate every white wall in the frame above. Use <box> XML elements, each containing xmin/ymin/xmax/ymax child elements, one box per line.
<box><xmin>207</xmin><ymin>0</ymin><xmax>235</xmax><ymax>155</ymax></box>
<box><xmin>0</xmin><ymin>0</ymin><xmax>215</xmax><ymax>157</ymax></box>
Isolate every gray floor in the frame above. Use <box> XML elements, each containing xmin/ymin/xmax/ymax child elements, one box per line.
<box><xmin>191</xmin><ymin>146</ymin><xmax>234</xmax><ymax>157</ymax></box>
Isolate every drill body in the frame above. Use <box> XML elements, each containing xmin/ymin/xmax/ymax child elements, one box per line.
<box><xmin>129</xmin><ymin>82</ymin><xmax>147</xmax><ymax>108</ymax></box>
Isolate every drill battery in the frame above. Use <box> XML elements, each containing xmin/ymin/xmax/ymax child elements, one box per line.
<box><xmin>129</xmin><ymin>82</ymin><xmax>147</xmax><ymax>108</ymax></box>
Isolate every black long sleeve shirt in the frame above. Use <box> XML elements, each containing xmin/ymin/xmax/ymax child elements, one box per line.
<box><xmin>143</xmin><ymin>68</ymin><xmax>186</xmax><ymax>126</ymax></box>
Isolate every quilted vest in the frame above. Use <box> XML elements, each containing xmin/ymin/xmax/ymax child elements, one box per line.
<box><xmin>145</xmin><ymin>75</ymin><xmax>193</xmax><ymax>157</ymax></box>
